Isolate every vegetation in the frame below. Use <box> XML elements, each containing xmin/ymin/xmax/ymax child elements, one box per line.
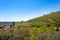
<box><xmin>0</xmin><ymin>11</ymin><xmax>60</xmax><ymax>40</ymax></box>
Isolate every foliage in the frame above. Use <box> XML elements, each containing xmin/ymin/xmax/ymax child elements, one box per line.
<box><xmin>0</xmin><ymin>11</ymin><xmax>60</xmax><ymax>40</ymax></box>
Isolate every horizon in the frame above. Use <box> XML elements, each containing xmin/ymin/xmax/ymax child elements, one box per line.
<box><xmin>0</xmin><ymin>0</ymin><xmax>60</xmax><ymax>21</ymax></box>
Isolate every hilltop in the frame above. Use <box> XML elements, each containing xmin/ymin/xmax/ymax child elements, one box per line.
<box><xmin>19</xmin><ymin>11</ymin><xmax>60</xmax><ymax>27</ymax></box>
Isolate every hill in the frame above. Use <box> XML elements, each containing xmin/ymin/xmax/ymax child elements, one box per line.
<box><xmin>19</xmin><ymin>11</ymin><xmax>60</xmax><ymax>27</ymax></box>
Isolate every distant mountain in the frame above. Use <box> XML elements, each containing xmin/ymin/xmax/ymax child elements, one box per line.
<box><xmin>0</xmin><ymin>22</ymin><xmax>20</xmax><ymax>25</ymax></box>
<box><xmin>19</xmin><ymin>11</ymin><xmax>60</xmax><ymax>27</ymax></box>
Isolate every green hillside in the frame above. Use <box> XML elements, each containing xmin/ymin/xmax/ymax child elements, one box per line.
<box><xmin>19</xmin><ymin>11</ymin><xmax>60</xmax><ymax>27</ymax></box>
<box><xmin>14</xmin><ymin>11</ymin><xmax>60</xmax><ymax>40</ymax></box>
<box><xmin>1</xmin><ymin>11</ymin><xmax>60</xmax><ymax>40</ymax></box>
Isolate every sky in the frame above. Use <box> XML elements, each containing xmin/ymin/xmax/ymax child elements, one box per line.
<box><xmin>0</xmin><ymin>0</ymin><xmax>60</xmax><ymax>21</ymax></box>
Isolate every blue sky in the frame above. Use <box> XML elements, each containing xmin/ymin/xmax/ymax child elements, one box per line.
<box><xmin>0</xmin><ymin>0</ymin><xmax>60</xmax><ymax>21</ymax></box>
